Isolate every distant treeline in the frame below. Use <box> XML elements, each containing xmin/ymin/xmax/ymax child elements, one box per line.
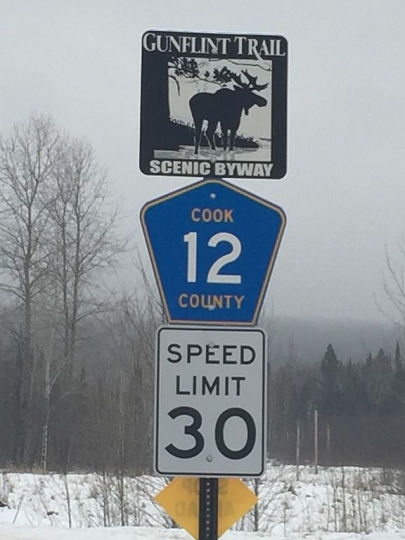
<box><xmin>1</xmin><ymin>324</ymin><xmax>405</xmax><ymax>472</ymax></box>
<box><xmin>268</xmin><ymin>343</ymin><xmax>405</xmax><ymax>467</ymax></box>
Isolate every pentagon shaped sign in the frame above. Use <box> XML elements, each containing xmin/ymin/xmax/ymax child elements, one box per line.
<box><xmin>140</xmin><ymin>30</ymin><xmax>288</xmax><ymax>179</ymax></box>
<box><xmin>140</xmin><ymin>178</ymin><xmax>286</xmax><ymax>325</ymax></box>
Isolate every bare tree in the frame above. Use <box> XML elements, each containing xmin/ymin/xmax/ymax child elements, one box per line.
<box><xmin>47</xmin><ymin>137</ymin><xmax>126</xmax><ymax>470</ymax></box>
<box><xmin>0</xmin><ymin>114</ymin><xmax>134</xmax><ymax>471</ymax></box>
<box><xmin>38</xmin><ymin>266</ymin><xmax>65</xmax><ymax>471</ymax></box>
<box><xmin>0</xmin><ymin>115</ymin><xmax>62</xmax><ymax>464</ymax></box>
<box><xmin>106</xmin><ymin>294</ymin><xmax>160</xmax><ymax>472</ymax></box>
<box><xmin>0</xmin><ymin>114</ymin><xmax>127</xmax><ymax>469</ymax></box>
<box><xmin>382</xmin><ymin>241</ymin><xmax>405</xmax><ymax>329</ymax></box>
<box><xmin>99</xmin><ymin>249</ymin><xmax>165</xmax><ymax>473</ymax></box>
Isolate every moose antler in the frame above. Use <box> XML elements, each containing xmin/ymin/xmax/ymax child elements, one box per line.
<box><xmin>242</xmin><ymin>70</ymin><xmax>269</xmax><ymax>91</ymax></box>
<box><xmin>230</xmin><ymin>72</ymin><xmax>248</xmax><ymax>89</ymax></box>
<box><xmin>230</xmin><ymin>70</ymin><xmax>269</xmax><ymax>92</ymax></box>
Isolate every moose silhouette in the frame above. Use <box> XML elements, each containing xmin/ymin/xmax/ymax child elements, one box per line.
<box><xmin>189</xmin><ymin>70</ymin><xmax>268</xmax><ymax>155</ymax></box>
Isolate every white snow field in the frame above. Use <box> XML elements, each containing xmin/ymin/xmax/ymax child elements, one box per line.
<box><xmin>2</xmin><ymin>464</ymin><xmax>405</xmax><ymax>539</ymax></box>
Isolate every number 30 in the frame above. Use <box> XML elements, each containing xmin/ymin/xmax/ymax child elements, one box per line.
<box><xmin>165</xmin><ymin>406</ymin><xmax>256</xmax><ymax>460</ymax></box>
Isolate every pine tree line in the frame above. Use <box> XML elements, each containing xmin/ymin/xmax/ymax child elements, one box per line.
<box><xmin>268</xmin><ymin>342</ymin><xmax>405</xmax><ymax>467</ymax></box>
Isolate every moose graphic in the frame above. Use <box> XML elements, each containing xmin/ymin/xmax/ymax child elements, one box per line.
<box><xmin>189</xmin><ymin>70</ymin><xmax>269</xmax><ymax>155</ymax></box>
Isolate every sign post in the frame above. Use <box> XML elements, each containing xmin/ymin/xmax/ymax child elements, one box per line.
<box><xmin>199</xmin><ymin>478</ymin><xmax>218</xmax><ymax>540</ymax></box>
<box><xmin>140</xmin><ymin>29</ymin><xmax>288</xmax><ymax>540</ymax></box>
<box><xmin>141</xmin><ymin>177</ymin><xmax>286</xmax><ymax>537</ymax></box>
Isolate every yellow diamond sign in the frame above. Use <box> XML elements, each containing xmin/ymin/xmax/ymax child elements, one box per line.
<box><xmin>154</xmin><ymin>477</ymin><xmax>257</xmax><ymax>539</ymax></box>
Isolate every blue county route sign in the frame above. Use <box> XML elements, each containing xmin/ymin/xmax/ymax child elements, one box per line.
<box><xmin>140</xmin><ymin>30</ymin><xmax>288</xmax><ymax>180</ymax></box>
<box><xmin>140</xmin><ymin>178</ymin><xmax>286</xmax><ymax>325</ymax></box>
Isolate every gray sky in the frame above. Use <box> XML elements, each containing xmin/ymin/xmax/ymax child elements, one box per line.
<box><xmin>1</xmin><ymin>0</ymin><xmax>405</xmax><ymax>324</ymax></box>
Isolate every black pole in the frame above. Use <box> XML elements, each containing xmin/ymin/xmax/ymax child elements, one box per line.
<box><xmin>199</xmin><ymin>478</ymin><xmax>218</xmax><ymax>540</ymax></box>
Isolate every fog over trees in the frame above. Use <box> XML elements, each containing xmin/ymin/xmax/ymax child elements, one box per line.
<box><xmin>0</xmin><ymin>115</ymin><xmax>405</xmax><ymax>473</ymax></box>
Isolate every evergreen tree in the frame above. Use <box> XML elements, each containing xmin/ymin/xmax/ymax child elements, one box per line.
<box><xmin>320</xmin><ymin>344</ymin><xmax>343</xmax><ymax>417</ymax></box>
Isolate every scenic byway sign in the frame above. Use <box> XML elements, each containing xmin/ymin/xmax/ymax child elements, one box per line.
<box><xmin>140</xmin><ymin>30</ymin><xmax>288</xmax><ymax>179</ymax></box>
<box><xmin>154</xmin><ymin>326</ymin><xmax>267</xmax><ymax>477</ymax></box>
<box><xmin>141</xmin><ymin>178</ymin><xmax>286</xmax><ymax>325</ymax></box>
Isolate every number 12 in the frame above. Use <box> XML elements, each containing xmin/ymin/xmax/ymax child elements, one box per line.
<box><xmin>183</xmin><ymin>232</ymin><xmax>242</xmax><ymax>284</ymax></box>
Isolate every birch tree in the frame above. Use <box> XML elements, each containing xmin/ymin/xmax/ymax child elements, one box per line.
<box><xmin>0</xmin><ymin>115</ymin><xmax>62</xmax><ymax>464</ymax></box>
<box><xmin>47</xmin><ymin>138</ymin><xmax>126</xmax><ymax>470</ymax></box>
<box><xmin>383</xmin><ymin>242</ymin><xmax>405</xmax><ymax>329</ymax></box>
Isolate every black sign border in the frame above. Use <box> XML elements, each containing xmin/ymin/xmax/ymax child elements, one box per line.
<box><xmin>140</xmin><ymin>30</ymin><xmax>288</xmax><ymax>180</ymax></box>
<box><xmin>154</xmin><ymin>325</ymin><xmax>267</xmax><ymax>477</ymax></box>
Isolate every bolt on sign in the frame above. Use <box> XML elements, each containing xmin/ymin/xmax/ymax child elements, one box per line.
<box><xmin>155</xmin><ymin>477</ymin><xmax>258</xmax><ymax>539</ymax></box>
<box><xmin>140</xmin><ymin>30</ymin><xmax>288</xmax><ymax>179</ymax></box>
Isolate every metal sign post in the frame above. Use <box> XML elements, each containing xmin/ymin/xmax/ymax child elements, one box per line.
<box><xmin>199</xmin><ymin>478</ymin><xmax>218</xmax><ymax>540</ymax></box>
<box><xmin>140</xmin><ymin>26</ymin><xmax>288</xmax><ymax>540</ymax></box>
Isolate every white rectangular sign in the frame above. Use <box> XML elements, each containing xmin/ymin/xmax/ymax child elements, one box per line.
<box><xmin>154</xmin><ymin>326</ymin><xmax>267</xmax><ymax>477</ymax></box>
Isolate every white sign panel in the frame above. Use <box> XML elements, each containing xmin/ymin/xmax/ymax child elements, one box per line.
<box><xmin>155</xmin><ymin>326</ymin><xmax>267</xmax><ymax>477</ymax></box>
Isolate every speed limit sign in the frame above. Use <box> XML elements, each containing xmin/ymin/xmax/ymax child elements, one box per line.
<box><xmin>155</xmin><ymin>326</ymin><xmax>267</xmax><ymax>477</ymax></box>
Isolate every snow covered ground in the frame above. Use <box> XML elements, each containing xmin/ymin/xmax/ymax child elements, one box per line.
<box><xmin>2</xmin><ymin>464</ymin><xmax>405</xmax><ymax>540</ymax></box>
<box><xmin>3</xmin><ymin>527</ymin><xmax>405</xmax><ymax>540</ymax></box>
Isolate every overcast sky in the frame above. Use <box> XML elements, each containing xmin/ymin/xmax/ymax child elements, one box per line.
<box><xmin>1</xmin><ymin>0</ymin><xmax>405</xmax><ymax>324</ymax></box>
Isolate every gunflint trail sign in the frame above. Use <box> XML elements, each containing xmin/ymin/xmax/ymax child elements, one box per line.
<box><xmin>140</xmin><ymin>30</ymin><xmax>288</xmax><ymax>179</ymax></box>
